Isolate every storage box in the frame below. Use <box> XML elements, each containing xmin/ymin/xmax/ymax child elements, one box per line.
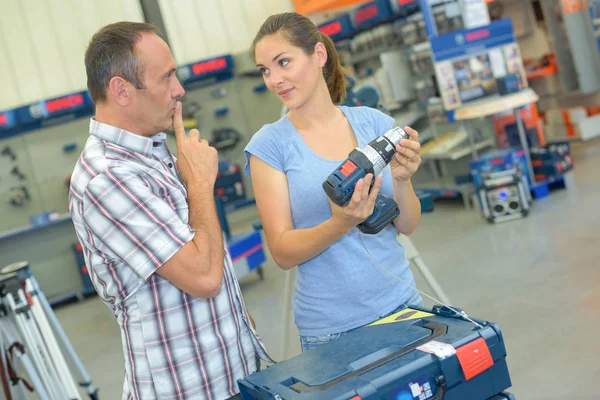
<box><xmin>238</xmin><ymin>306</ymin><xmax>512</xmax><ymax>400</ymax></box>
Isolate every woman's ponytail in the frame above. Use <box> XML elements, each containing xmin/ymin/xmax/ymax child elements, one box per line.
<box><xmin>319</xmin><ymin>32</ymin><xmax>347</xmax><ymax>104</ymax></box>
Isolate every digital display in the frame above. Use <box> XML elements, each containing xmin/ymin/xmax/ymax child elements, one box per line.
<box><xmin>355</xmin><ymin>5</ymin><xmax>379</xmax><ymax>25</ymax></box>
<box><xmin>319</xmin><ymin>21</ymin><xmax>342</xmax><ymax>37</ymax></box>
<box><xmin>179</xmin><ymin>55</ymin><xmax>235</xmax><ymax>85</ymax></box>
<box><xmin>46</xmin><ymin>93</ymin><xmax>85</xmax><ymax>114</ymax></box>
<box><xmin>192</xmin><ymin>57</ymin><xmax>228</xmax><ymax>76</ymax></box>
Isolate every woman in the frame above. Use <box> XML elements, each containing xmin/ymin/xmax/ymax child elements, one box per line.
<box><xmin>244</xmin><ymin>12</ymin><xmax>424</xmax><ymax>353</ymax></box>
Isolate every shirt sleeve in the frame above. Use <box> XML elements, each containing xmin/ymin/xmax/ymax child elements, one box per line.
<box><xmin>82</xmin><ymin>168</ymin><xmax>194</xmax><ymax>280</ymax></box>
<box><xmin>366</xmin><ymin>107</ymin><xmax>396</xmax><ymax>137</ymax></box>
<box><xmin>244</xmin><ymin>125</ymin><xmax>285</xmax><ymax>178</ymax></box>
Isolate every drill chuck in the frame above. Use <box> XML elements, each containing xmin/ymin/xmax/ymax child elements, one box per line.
<box><xmin>365</xmin><ymin>127</ymin><xmax>410</xmax><ymax>176</ymax></box>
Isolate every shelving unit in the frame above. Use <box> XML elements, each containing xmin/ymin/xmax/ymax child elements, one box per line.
<box><xmin>421</xmin><ymin>138</ymin><xmax>495</xmax><ymax>161</ymax></box>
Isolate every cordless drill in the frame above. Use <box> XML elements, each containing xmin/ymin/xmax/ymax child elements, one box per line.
<box><xmin>323</xmin><ymin>127</ymin><xmax>410</xmax><ymax>234</ymax></box>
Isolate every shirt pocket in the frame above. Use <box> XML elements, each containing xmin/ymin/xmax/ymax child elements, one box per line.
<box><xmin>147</xmin><ymin>174</ymin><xmax>189</xmax><ymax>222</ymax></box>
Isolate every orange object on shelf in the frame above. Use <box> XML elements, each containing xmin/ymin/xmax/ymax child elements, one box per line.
<box><xmin>492</xmin><ymin>102</ymin><xmax>547</xmax><ymax>148</ymax></box>
<box><xmin>561</xmin><ymin>0</ymin><xmax>584</xmax><ymax>14</ymax></box>
<box><xmin>524</xmin><ymin>53</ymin><xmax>558</xmax><ymax>81</ymax></box>
<box><xmin>293</xmin><ymin>0</ymin><xmax>370</xmax><ymax>15</ymax></box>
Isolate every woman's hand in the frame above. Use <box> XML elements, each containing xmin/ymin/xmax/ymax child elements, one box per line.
<box><xmin>390</xmin><ymin>126</ymin><xmax>421</xmax><ymax>182</ymax></box>
<box><xmin>328</xmin><ymin>174</ymin><xmax>382</xmax><ymax>232</ymax></box>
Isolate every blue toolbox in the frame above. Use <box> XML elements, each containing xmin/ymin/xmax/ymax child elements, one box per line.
<box><xmin>469</xmin><ymin>148</ymin><xmax>530</xmax><ymax>187</ymax></box>
<box><xmin>238</xmin><ymin>306</ymin><xmax>512</xmax><ymax>400</ymax></box>
<box><xmin>489</xmin><ymin>393</ymin><xmax>515</xmax><ymax>400</ymax></box>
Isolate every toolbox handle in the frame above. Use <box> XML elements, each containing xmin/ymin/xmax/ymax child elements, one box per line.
<box><xmin>431</xmin><ymin>375</ymin><xmax>447</xmax><ymax>400</ymax></box>
<box><xmin>289</xmin><ymin>321</ymin><xmax>448</xmax><ymax>393</ymax></box>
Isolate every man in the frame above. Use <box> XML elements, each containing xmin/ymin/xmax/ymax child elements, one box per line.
<box><xmin>69</xmin><ymin>22</ymin><xmax>271</xmax><ymax>400</ymax></box>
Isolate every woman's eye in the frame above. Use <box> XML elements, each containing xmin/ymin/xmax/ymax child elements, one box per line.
<box><xmin>280</xmin><ymin>59</ymin><xmax>289</xmax><ymax>67</ymax></box>
<box><xmin>259</xmin><ymin>67</ymin><xmax>269</xmax><ymax>75</ymax></box>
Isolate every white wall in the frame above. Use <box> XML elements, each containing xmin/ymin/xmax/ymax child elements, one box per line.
<box><xmin>0</xmin><ymin>0</ymin><xmax>144</xmax><ymax>111</ymax></box>
<box><xmin>158</xmin><ymin>0</ymin><xmax>294</xmax><ymax>64</ymax></box>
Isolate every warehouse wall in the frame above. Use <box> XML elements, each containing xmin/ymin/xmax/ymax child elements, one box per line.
<box><xmin>0</xmin><ymin>0</ymin><xmax>144</xmax><ymax>111</ymax></box>
<box><xmin>0</xmin><ymin>0</ymin><xmax>295</xmax><ymax>111</ymax></box>
<box><xmin>157</xmin><ymin>0</ymin><xmax>294</xmax><ymax>64</ymax></box>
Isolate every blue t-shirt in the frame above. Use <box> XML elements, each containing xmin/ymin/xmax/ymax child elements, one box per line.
<box><xmin>244</xmin><ymin>106</ymin><xmax>416</xmax><ymax>336</ymax></box>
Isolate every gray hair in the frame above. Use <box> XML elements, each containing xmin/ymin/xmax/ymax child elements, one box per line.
<box><xmin>85</xmin><ymin>21</ymin><xmax>160</xmax><ymax>103</ymax></box>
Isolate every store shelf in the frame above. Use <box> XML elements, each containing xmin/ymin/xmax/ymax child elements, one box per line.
<box><xmin>349</xmin><ymin>44</ymin><xmax>402</xmax><ymax>64</ymax></box>
<box><xmin>0</xmin><ymin>213</ymin><xmax>72</xmax><ymax>241</ymax></box>
<box><xmin>392</xmin><ymin>109</ymin><xmax>425</xmax><ymax>128</ymax></box>
<box><xmin>416</xmin><ymin>177</ymin><xmax>476</xmax><ymax>209</ymax></box>
<box><xmin>421</xmin><ymin>138</ymin><xmax>494</xmax><ymax>161</ymax></box>
<box><xmin>349</xmin><ymin>41</ymin><xmax>429</xmax><ymax>64</ymax></box>
<box><xmin>417</xmin><ymin>179</ymin><xmax>470</xmax><ymax>195</ymax></box>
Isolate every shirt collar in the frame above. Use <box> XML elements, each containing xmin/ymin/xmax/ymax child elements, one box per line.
<box><xmin>89</xmin><ymin>118</ymin><xmax>167</xmax><ymax>157</ymax></box>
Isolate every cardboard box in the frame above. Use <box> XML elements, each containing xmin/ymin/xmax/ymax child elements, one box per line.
<box><xmin>544</xmin><ymin>114</ymin><xmax>600</xmax><ymax>141</ymax></box>
<box><xmin>543</xmin><ymin>107</ymin><xmax>588</xmax><ymax>125</ymax></box>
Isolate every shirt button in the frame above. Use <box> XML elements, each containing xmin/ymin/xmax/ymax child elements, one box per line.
<box><xmin>153</xmin><ymin>142</ymin><xmax>160</xmax><ymax>147</ymax></box>
<box><xmin>168</xmin><ymin>163</ymin><xmax>173</xmax><ymax>168</ymax></box>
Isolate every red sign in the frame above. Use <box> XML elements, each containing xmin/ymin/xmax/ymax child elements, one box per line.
<box><xmin>192</xmin><ymin>58</ymin><xmax>228</xmax><ymax>76</ymax></box>
<box><xmin>466</xmin><ymin>29</ymin><xmax>490</xmax><ymax>42</ymax></box>
<box><xmin>319</xmin><ymin>21</ymin><xmax>343</xmax><ymax>37</ymax></box>
<box><xmin>355</xmin><ymin>5</ymin><xmax>379</xmax><ymax>24</ymax></box>
<box><xmin>399</xmin><ymin>0</ymin><xmax>415</xmax><ymax>4</ymax></box>
<box><xmin>46</xmin><ymin>94</ymin><xmax>84</xmax><ymax>113</ymax></box>
<box><xmin>0</xmin><ymin>114</ymin><xmax>6</xmax><ymax>126</ymax></box>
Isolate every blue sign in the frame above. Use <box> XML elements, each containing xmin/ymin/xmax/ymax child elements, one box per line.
<box><xmin>430</xmin><ymin>19</ymin><xmax>516</xmax><ymax>62</ymax></box>
<box><xmin>15</xmin><ymin>91</ymin><xmax>93</xmax><ymax>125</ymax></box>
<box><xmin>0</xmin><ymin>109</ymin><xmax>18</xmax><ymax>131</ymax></box>
<box><xmin>318</xmin><ymin>14</ymin><xmax>354</xmax><ymax>41</ymax></box>
<box><xmin>177</xmin><ymin>55</ymin><xmax>235</xmax><ymax>84</ymax></box>
<box><xmin>351</xmin><ymin>0</ymin><xmax>394</xmax><ymax>30</ymax></box>
<box><xmin>389</xmin><ymin>0</ymin><xmax>420</xmax><ymax>17</ymax></box>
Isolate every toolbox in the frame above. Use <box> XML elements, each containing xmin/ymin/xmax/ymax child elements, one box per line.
<box><xmin>238</xmin><ymin>305</ymin><xmax>512</xmax><ymax>400</ymax></box>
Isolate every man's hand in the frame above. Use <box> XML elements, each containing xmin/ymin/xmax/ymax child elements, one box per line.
<box><xmin>172</xmin><ymin>101</ymin><xmax>219</xmax><ymax>187</ymax></box>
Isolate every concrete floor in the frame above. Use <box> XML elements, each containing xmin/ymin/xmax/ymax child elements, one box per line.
<box><xmin>50</xmin><ymin>140</ymin><xmax>599</xmax><ymax>400</ymax></box>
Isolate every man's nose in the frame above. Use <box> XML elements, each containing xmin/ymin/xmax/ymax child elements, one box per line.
<box><xmin>173</xmin><ymin>77</ymin><xmax>185</xmax><ymax>98</ymax></box>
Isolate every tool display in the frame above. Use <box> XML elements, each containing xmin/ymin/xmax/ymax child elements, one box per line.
<box><xmin>323</xmin><ymin>126</ymin><xmax>409</xmax><ymax>234</ymax></box>
<box><xmin>238</xmin><ymin>305</ymin><xmax>513</xmax><ymax>400</ymax></box>
<box><xmin>477</xmin><ymin>169</ymin><xmax>531</xmax><ymax>224</ymax></box>
<box><xmin>470</xmin><ymin>149</ymin><xmax>532</xmax><ymax>223</ymax></box>
<box><xmin>0</xmin><ymin>262</ymin><xmax>99</xmax><ymax>400</ymax></box>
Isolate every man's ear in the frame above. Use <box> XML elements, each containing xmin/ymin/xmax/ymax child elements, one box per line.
<box><xmin>107</xmin><ymin>76</ymin><xmax>131</xmax><ymax>107</ymax></box>
<box><xmin>314</xmin><ymin>42</ymin><xmax>328</xmax><ymax>68</ymax></box>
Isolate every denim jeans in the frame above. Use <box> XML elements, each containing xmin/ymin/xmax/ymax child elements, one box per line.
<box><xmin>299</xmin><ymin>291</ymin><xmax>424</xmax><ymax>353</ymax></box>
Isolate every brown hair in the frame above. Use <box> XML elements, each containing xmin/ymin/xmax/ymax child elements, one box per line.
<box><xmin>85</xmin><ymin>22</ymin><xmax>160</xmax><ymax>103</ymax></box>
<box><xmin>250</xmin><ymin>13</ymin><xmax>347</xmax><ymax>104</ymax></box>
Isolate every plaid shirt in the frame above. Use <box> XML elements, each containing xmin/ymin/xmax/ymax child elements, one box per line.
<box><xmin>69</xmin><ymin>119</ymin><xmax>272</xmax><ymax>400</ymax></box>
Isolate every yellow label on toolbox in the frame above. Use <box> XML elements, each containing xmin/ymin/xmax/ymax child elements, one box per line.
<box><xmin>369</xmin><ymin>308</ymin><xmax>434</xmax><ymax>326</ymax></box>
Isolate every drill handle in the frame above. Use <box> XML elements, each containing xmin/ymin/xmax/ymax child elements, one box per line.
<box><xmin>357</xmin><ymin>194</ymin><xmax>399</xmax><ymax>234</ymax></box>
